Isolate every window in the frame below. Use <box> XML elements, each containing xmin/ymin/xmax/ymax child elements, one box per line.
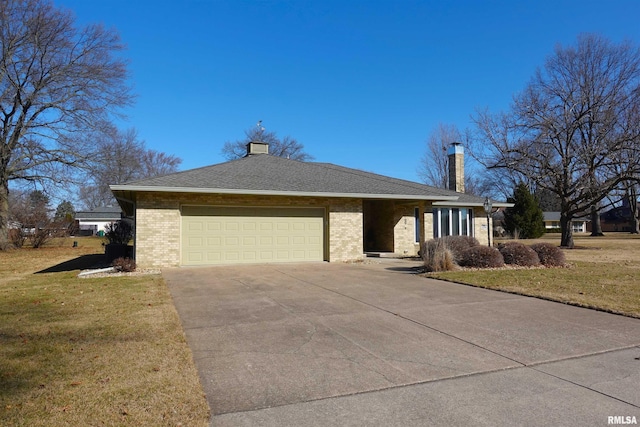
<box><xmin>433</xmin><ymin>208</ymin><xmax>473</xmax><ymax>238</ymax></box>
<box><xmin>414</xmin><ymin>207</ymin><xmax>420</xmax><ymax>243</ymax></box>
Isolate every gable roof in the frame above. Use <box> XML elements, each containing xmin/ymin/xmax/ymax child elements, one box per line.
<box><xmin>111</xmin><ymin>154</ymin><xmax>501</xmax><ymax>209</ymax></box>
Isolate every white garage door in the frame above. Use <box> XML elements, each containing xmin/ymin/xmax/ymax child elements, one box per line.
<box><xmin>181</xmin><ymin>206</ymin><xmax>325</xmax><ymax>265</ymax></box>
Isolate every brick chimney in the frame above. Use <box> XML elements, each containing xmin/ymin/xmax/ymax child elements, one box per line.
<box><xmin>246</xmin><ymin>141</ymin><xmax>269</xmax><ymax>156</ymax></box>
<box><xmin>448</xmin><ymin>142</ymin><xmax>464</xmax><ymax>193</ymax></box>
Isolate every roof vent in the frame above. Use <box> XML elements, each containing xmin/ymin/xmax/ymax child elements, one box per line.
<box><xmin>246</xmin><ymin>141</ymin><xmax>269</xmax><ymax>156</ymax></box>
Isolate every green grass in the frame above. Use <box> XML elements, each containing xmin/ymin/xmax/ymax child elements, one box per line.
<box><xmin>426</xmin><ymin>234</ymin><xmax>640</xmax><ymax>318</ymax></box>
<box><xmin>0</xmin><ymin>237</ymin><xmax>209</xmax><ymax>426</ymax></box>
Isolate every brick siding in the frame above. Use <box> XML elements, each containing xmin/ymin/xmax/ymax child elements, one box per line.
<box><xmin>134</xmin><ymin>192</ymin><xmax>364</xmax><ymax>267</ymax></box>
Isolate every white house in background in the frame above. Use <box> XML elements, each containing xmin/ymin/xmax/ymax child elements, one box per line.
<box><xmin>543</xmin><ymin>212</ymin><xmax>590</xmax><ymax>233</ymax></box>
<box><xmin>75</xmin><ymin>206</ymin><xmax>122</xmax><ymax>236</ymax></box>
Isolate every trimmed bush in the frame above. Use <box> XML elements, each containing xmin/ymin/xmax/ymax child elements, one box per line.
<box><xmin>498</xmin><ymin>241</ymin><xmax>540</xmax><ymax>266</ymax></box>
<box><xmin>530</xmin><ymin>243</ymin><xmax>566</xmax><ymax>266</ymax></box>
<box><xmin>438</xmin><ymin>235</ymin><xmax>480</xmax><ymax>263</ymax></box>
<box><xmin>459</xmin><ymin>246</ymin><xmax>504</xmax><ymax>268</ymax></box>
<box><xmin>104</xmin><ymin>219</ymin><xmax>134</xmax><ymax>245</ymax></box>
<box><xmin>112</xmin><ymin>257</ymin><xmax>137</xmax><ymax>272</ymax></box>
<box><xmin>421</xmin><ymin>239</ymin><xmax>455</xmax><ymax>272</ymax></box>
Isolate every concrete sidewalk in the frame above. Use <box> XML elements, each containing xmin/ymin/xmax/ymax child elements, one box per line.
<box><xmin>163</xmin><ymin>260</ymin><xmax>640</xmax><ymax>426</ymax></box>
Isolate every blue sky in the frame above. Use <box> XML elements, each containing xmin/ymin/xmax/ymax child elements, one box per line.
<box><xmin>57</xmin><ymin>0</ymin><xmax>640</xmax><ymax>183</ymax></box>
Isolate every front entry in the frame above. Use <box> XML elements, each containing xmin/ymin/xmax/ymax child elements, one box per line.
<box><xmin>363</xmin><ymin>200</ymin><xmax>395</xmax><ymax>252</ymax></box>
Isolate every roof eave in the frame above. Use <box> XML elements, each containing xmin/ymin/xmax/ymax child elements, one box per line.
<box><xmin>432</xmin><ymin>201</ymin><xmax>515</xmax><ymax>208</ymax></box>
<box><xmin>109</xmin><ymin>185</ymin><xmax>460</xmax><ymax>202</ymax></box>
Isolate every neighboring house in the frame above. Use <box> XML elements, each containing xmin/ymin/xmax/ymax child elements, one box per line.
<box><xmin>596</xmin><ymin>199</ymin><xmax>640</xmax><ymax>232</ymax></box>
<box><xmin>111</xmin><ymin>142</ymin><xmax>510</xmax><ymax>268</ymax></box>
<box><xmin>75</xmin><ymin>206</ymin><xmax>122</xmax><ymax>236</ymax></box>
<box><xmin>543</xmin><ymin>212</ymin><xmax>590</xmax><ymax>233</ymax></box>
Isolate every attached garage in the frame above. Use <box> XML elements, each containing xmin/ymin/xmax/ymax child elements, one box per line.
<box><xmin>111</xmin><ymin>142</ymin><xmax>502</xmax><ymax>268</ymax></box>
<box><xmin>181</xmin><ymin>206</ymin><xmax>325</xmax><ymax>265</ymax></box>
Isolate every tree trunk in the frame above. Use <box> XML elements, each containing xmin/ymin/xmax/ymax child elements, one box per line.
<box><xmin>590</xmin><ymin>205</ymin><xmax>604</xmax><ymax>236</ymax></box>
<box><xmin>560</xmin><ymin>213</ymin><xmax>574</xmax><ymax>248</ymax></box>
<box><xmin>631</xmin><ymin>214</ymin><xmax>640</xmax><ymax>234</ymax></box>
<box><xmin>628</xmin><ymin>189</ymin><xmax>639</xmax><ymax>234</ymax></box>
<box><xmin>0</xmin><ymin>178</ymin><xmax>10</xmax><ymax>250</ymax></box>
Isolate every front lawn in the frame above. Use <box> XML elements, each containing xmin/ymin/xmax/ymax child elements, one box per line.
<box><xmin>0</xmin><ymin>237</ymin><xmax>209</xmax><ymax>426</ymax></box>
<box><xmin>426</xmin><ymin>234</ymin><xmax>640</xmax><ymax>318</ymax></box>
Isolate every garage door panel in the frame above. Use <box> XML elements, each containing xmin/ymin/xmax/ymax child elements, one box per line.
<box><xmin>260</xmin><ymin>252</ymin><xmax>274</xmax><ymax>260</ymax></box>
<box><xmin>206</xmin><ymin>252</ymin><xmax>221</xmax><ymax>262</ymax></box>
<box><xmin>189</xmin><ymin>236</ymin><xmax>203</xmax><ymax>246</ymax></box>
<box><xmin>188</xmin><ymin>221</ymin><xmax>204</xmax><ymax>232</ymax></box>
<box><xmin>243</xmin><ymin>236</ymin><xmax>256</xmax><ymax>245</ymax></box>
<box><xmin>182</xmin><ymin>207</ymin><xmax>324</xmax><ymax>265</ymax></box>
<box><xmin>206</xmin><ymin>223</ymin><xmax>221</xmax><ymax>231</ymax></box>
<box><xmin>207</xmin><ymin>237</ymin><xmax>221</xmax><ymax>245</ymax></box>
<box><xmin>188</xmin><ymin>252</ymin><xmax>203</xmax><ymax>262</ymax></box>
<box><xmin>260</xmin><ymin>236</ymin><xmax>273</xmax><ymax>245</ymax></box>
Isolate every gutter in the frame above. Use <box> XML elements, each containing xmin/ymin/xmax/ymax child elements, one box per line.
<box><xmin>433</xmin><ymin>201</ymin><xmax>515</xmax><ymax>208</ymax></box>
<box><xmin>109</xmin><ymin>185</ymin><xmax>460</xmax><ymax>202</ymax></box>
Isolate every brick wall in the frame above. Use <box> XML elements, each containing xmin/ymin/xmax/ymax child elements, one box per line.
<box><xmin>134</xmin><ymin>192</ymin><xmax>364</xmax><ymax>267</ymax></box>
<box><xmin>473</xmin><ymin>207</ymin><xmax>492</xmax><ymax>246</ymax></box>
<box><xmin>328</xmin><ymin>199</ymin><xmax>364</xmax><ymax>262</ymax></box>
<box><xmin>393</xmin><ymin>204</ymin><xmax>418</xmax><ymax>256</ymax></box>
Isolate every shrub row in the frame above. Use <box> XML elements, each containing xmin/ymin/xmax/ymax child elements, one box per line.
<box><xmin>530</xmin><ymin>242</ymin><xmax>566</xmax><ymax>266</ymax></box>
<box><xmin>422</xmin><ymin>236</ymin><xmax>566</xmax><ymax>271</ymax></box>
<box><xmin>498</xmin><ymin>241</ymin><xmax>540</xmax><ymax>267</ymax></box>
<box><xmin>458</xmin><ymin>245</ymin><xmax>504</xmax><ymax>268</ymax></box>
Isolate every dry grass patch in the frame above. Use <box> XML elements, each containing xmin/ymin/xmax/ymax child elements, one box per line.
<box><xmin>426</xmin><ymin>234</ymin><xmax>640</xmax><ymax>318</ymax></box>
<box><xmin>0</xmin><ymin>239</ymin><xmax>209</xmax><ymax>426</ymax></box>
<box><xmin>0</xmin><ymin>237</ymin><xmax>104</xmax><ymax>285</ymax></box>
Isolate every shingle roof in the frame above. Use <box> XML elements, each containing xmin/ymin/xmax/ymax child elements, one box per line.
<box><xmin>75</xmin><ymin>206</ymin><xmax>122</xmax><ymax>221</ymax></box>
<box><xmin>543</xmin><ymin>211</ymin><xmax>591</xmax><ymax>221</ymax></box>
<box><xmin>111</xmin><ymin>154</ymin><xmax>489</xmax><ymax>204</ymax></box>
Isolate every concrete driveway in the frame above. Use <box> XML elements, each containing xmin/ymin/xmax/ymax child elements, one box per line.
<box><xmin>163</xmin><ymin>260</ymin><xmax>640</xmax><ymax>426</ymax></box>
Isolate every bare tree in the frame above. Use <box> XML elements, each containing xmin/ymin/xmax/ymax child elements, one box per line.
<box><xmin>0</xmin><ymin>0</ymin><xmax>132</xmax><ymax>249</ymax></box>
<box><xmin>473</xmin><ymin>34</ymin><xmax>640</xmax><ymax>247</ymax></box>
<box><xmin>418</xmin><ymin>123</ymin><xmax>499</xmax><ymax>197</ymax></box>
<box><xmin>9</xmin><ymin>189</ymin><xmax>66</xmax><ymax>248</ymax></box>
<box><xmin>221</xmin><ymin>124</ymin><xmax>313</xmax><ymax>161</ymax></box>
<box><xmin>79</xmin><ymin>127</ymin><xmax>182</xmax><ymax>209</ymax></box>
<box><xmin>418</xmin><ymin>123</ymin><xmax>461</xmax><ymax>188</ymax></box>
